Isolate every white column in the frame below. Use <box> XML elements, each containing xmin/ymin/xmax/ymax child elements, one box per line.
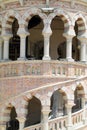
<box><xmin>42</xmin><ymin>23</ymin><xmax>52</xmax><ymax>60</ymax></box>
<box><xmin>80</xmin><ymin>43</ymin><xmax>86</xmax><ymax>62</ymax></box>
<box><xmin>64</xmin><ymin>35</ymin><xmax>74</xmax><ymax>62</ymax></box>
<box><xmin>41</xmin><ymin>106</ymin><xmax>51</xmax><ymax>130</ymax></box>
<box><xmin>81</xmin><ymin>98</ymin><xmax>86</xmax><ymax>124</ymax></box>
<box><xmin>0</xmin><ymin>39</ymin><xmax>2</xmax><ymax>61</ymax></box>
<box><xmin>18</xmin><ymin>35</ymin><xmax>27</xmax><ymax>60</ymax></box>
<box><xmin>0</xmin><ymin>125</ymin><xmax>6</xmax><ymax>130</ymax></box>
<box><xmin>65</xmin><ymin>103</ymin><xmax>73</xmax><ymax>130</ymax></box>
<box><xmin>17</xmin><ymin>23</ymin><xmax>29</xmax><ymax>60</ymax></box>
<box><xmin>16</xmin><ymin>117</ymin><xmax>25</xmax><ymax>130</ymax></box>
<box><xmin>3</xmin><ymin>36</ymin><xmax>10</xmax><ymax>61</ymax></box>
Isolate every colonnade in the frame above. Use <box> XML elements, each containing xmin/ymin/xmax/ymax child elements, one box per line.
<box><xmin>0</xmin><ymin>19</ymin><xmax>87</xmax><ymax>62</ymax></box>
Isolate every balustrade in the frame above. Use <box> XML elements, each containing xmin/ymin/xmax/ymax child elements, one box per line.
<box><xmin>0</xmin><ymin>61</ymin><xmax>86</xmax><ymax>78</ymax></box>
<box><xmin>49</xmin><ymin>116</ymin><xmax>67</xmax><ymax>130</ymax></box>
<box><xmin>72</xmin><ymin>109</ymin><xmax>83</xmax><ymax>128</ymax></box>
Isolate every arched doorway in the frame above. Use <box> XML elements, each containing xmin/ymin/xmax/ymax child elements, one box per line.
<box><xmin>26</xmin><ymin>15</ymin><xmax>44</xmax><ymax>60</ymax></box>
<box><xmin>25</xmin><ymin>96</ymin><xmax>41</xmax><ymax>127</ymax></box>
<box><xmin>50</xmin><ymin>16</ymin><xmax>66</xmax><ymax>60</ymax></box>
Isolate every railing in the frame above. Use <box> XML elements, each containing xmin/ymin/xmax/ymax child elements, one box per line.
<box><xmin>24</xmin><ymin>123</ymin><xmax>42</xmax><ymax>130</ymax></box>
<box><xmin>72</xmin><ymin>109</ymin><xmax>83</xmax><ymax>129</ymax></box>
<box><xmin>0</xmin><ymin>60</ymin><xmax>86</xmax><ymax>78</ymax></box>
<box><xmin>49</xmin><ymin>116</ymin><xmax>67</xmax><ymax>130</ymax></box>
<box><xmin>23</xmin><ymin>107</ymin><xmax>87</xmax><ymax>130</ymax></box>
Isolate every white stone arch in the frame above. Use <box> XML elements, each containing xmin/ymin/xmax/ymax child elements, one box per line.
<box><xmin>59</xmin><ymin>87</ymin><xmax>73</xmax><ymax>101</ymax></box>
<box><xmin>48</xmin><ymin>9</ymin><xmax>72</xmax><ymax>32</ymax></box>
<box><xmin>22</xmin><ymin>7</ymin><xmax>47</xmax><ymax>30</ymax></box>
<box><xmin>73</xmin><ymin>12</ymin><xmax>86</xmax><ymax>35</ymax></box>
<box><xmin>3</xmin><ymin>9</ymin><xmax>21</xmax><ymax>34</ymax></box>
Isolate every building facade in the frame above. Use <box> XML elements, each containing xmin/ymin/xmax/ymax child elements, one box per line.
<box><xmin>0</xmin><ymin>0</ymin><xmax>87</xmax><ymax>130</ymax></box>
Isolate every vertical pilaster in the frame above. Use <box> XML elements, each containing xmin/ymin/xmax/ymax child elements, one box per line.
<box><xmin>42</xmin><ymin>22</ymin><xmax>52</xmax><ymax>60</ymax></box>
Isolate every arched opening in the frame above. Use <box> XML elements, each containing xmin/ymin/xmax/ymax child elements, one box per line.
<box><xmin>49</xmin><ymin>89</ymin><xmax>66</xmax><ymax>119</ymax></box>
<box><xmin>72</xmin><ymin>85</ymin><xmax>84</xmax><ymax>112</ymax></box>
<box><xmin>6</xmin><ymin>106</ymin><xmax>19</xmax><ymax>130</ymax></box>
<box><xmin>9</xmin><ymin>18</ymin><xmax>20</xmax><ymax>60</ymax></box>
<box><xmin>72</xmin><ymin>18</ymin><xmax>86</xmax><ymax>61</ymax></box>
<box><xmin>26</xmin><ymin>15</ymin><xmax>44</xmax><ymax>60</ymax></box>
<box><xmin>50</xmin><ymin>16</ymin><xmax>66</xmax><ymax>60</ymax></box>
<box><xmin>25</xmin><ymin>96</ymin><xmax>41</xmax><ymax>127</ymax></box>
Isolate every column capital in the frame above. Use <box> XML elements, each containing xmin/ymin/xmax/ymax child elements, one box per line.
<box><xmin>16</xmin><ymin>117</ymin><xmax>26</xmax><ymax>123</ymax></box>
<box><xmin>42</xmin><ymin>106</ymin><xmax>51</xmax><ymax>114</ymax></box>
<box><xmin>17</xmin><ymin>24</ymin><xmax>29</xmax><ymax>38</ymax></box>
<box><xmin>65</xmin><ymin>101</ymin><xmax>75</xmax><ymax>108</ymax></box>
<box><xmin>63</xmin><ymin>33</ymin><xmax>74</xmax><ymax>39</ymax></box>
<box><xmin>2</xmin><ymin>34</ymin><xmax>12</xmax><ymax>40</ymax></box>
<box><xmin>42</xmin><ymin>22</ymin><xmax>52</xmax><ymax>37</ymax></box>
<box><xmin>77</xmin><ymin>36</ymin><xmax>87</xmax><ymax>43</ymax></box>
<box><xmin>64</xmin><ymin>25</ymin><xmax>75</xmax><ymax>37</ymax></box>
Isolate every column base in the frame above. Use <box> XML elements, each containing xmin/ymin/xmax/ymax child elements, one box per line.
<box><xmin>42</xmin><ymin>56</ymin><xmax>51</xmax><ymax>60</ymax></box>
<box><xmin>66</xmin><ymin>58</ymin><xmax>74</xmax><ymax>62</ymax></box>
<box><xmin>80</xmin><ymin>61</ymin><xmax>87</xmax><ymax>64</ymax></box>
<box><xmin>2</xmin><ymin>59</ymin><xmax>10</xmax><ymax>62</ymax></box>
<box><xmin>66</xmin><ymin>124</ymin><xmax>73</xmax><ymax>130</ymax></box>
<box><xmin>17</xmin><ymin>57</ymin><xmax>27</xmax><ymax>61</ymax></box>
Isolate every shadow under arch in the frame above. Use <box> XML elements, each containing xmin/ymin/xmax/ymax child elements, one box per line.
<box><xmin>24</xmin><ymin>96</ymin><xmax>42</xmax><ymax>127</ymax></box>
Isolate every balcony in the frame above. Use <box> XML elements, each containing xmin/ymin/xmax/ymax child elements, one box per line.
<box><xmin>23</xmin><ymin>107</ymin><xmax>87</xmax><ymax>130</ymax></box>
<box><xmin>0</xmin><ymin>60</ymin><xmax>86</xmax><ymax>78</ymax></box>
